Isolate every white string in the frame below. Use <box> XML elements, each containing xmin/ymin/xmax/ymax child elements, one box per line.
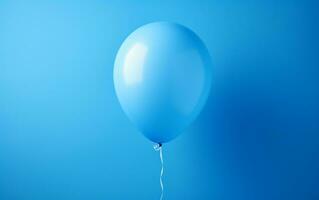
<box><xmin>159</xmin><ymin>147</ymin><xmax>163</xmax><ymax>200</ymax></box>
<box><xmin>154</xmin><ymin>143</ymin><xmax>164</xmax><ymax>200</ymax></box>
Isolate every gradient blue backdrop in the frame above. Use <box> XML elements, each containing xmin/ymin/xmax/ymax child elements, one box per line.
<box><xmin>0</xmin><ymin>1</ymin><xmax>318</xmax><ymax>199</ymax></box>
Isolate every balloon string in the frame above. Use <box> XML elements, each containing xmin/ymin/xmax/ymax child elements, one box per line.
<box><xmin>154</xmin><ymin>143</ymin><xmax>164</xmax><ymax>200</ymax></box>
<box><xmin>159</xmin><ymin>146</ymin><xmax>163</xmax><ymax>200</ymax></box>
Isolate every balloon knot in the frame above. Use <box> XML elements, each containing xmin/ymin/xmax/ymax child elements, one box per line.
<box><xmin>153</xmin><ymin>143</ymin><xmax>162</xmax><ymax>151</ymax></box>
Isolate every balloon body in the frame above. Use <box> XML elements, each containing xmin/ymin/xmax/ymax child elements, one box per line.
<box><xmin>114</xmin><ymin>22</ymin><xmax>212</xmax><ymax>143</ymax></box>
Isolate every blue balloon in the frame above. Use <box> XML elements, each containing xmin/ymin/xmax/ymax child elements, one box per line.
<box><xmin>113</xmin><ymin>22</ymin><xmax>212</xmax><ymax>143</ymax></box>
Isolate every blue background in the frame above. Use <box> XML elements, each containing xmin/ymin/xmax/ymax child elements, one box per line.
<box><xmin>0</xmin><ymin>1</ymin><xmax>318</xmax><ymax>199</ymax></box>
